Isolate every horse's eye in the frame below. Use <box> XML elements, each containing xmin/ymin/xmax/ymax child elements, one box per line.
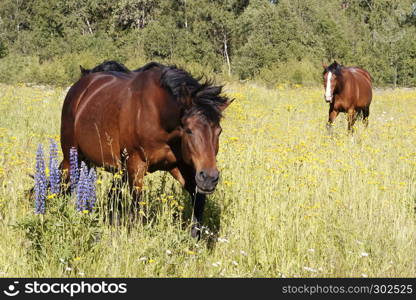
<box><xmin>185</xmin><ymin>128</ymin><xmax>193</xmax><ymax>135</ymax></box>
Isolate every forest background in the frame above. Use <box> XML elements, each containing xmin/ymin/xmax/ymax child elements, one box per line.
<box><xmin>0</xmin><ymin>0</ymin><xmax>415</xmax><ymax>87</ymax></box>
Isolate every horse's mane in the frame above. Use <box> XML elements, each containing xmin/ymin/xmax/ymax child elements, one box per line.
<box><xmin>80</xmin><ymin>60</ymin><xmax>130</xmax><ymax>77</ymax></box>
<box><xmin>157</xmin><ymin>64</ymin><xmax>229</xmax><ymax>123</ymax></box>
<box><xmin>324</xmin><ymin>61</ymin><xmax>343</xmax><ymax>76</ymax></box>
<box><xmin>91</xmin><ymin>61</ymin><xmax>130</xmax><ymax>73</ymax></box>
<box><xmin>133</xmin><ymin>62</ymin><xmax>165</xmax><ymax>73</ymax></box>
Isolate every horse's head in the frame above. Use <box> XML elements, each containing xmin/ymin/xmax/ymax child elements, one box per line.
<box><xmin>323</xmin><ymin>61</ymin><xmax>341</xmax><ymax>103</ymax></box>
<box><xmin>179</xmin><ymin>84</ymin><xmax>232</xmax><ymax>194</ymax></box>
<box><xmin>160</xmin><ymin>67</ymin><xmax>232</xmax><ymax>193</ymax></box>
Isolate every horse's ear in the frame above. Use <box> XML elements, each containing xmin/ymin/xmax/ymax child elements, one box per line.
<box><xmin>219</xmin><ymin>99</ymin><xmax>234</xmax><ymax>111</ymax></box>
<box><xmin>322</xmin><ymin>62</ymin><xmax>328</xmax><ymax>69</ymax></box>
<box><xmin>180</xmin><ymin>83</ymin><xmax>193</xmax><ymax>107</ymax></box>
<box><xmin>80</xmin><ymin>65</ymin><xmax>89</xmax><ymax>76</ymax></box>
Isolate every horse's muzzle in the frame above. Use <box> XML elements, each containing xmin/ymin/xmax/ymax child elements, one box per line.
<box><xmin>325</xmin><ymin>96</ymin><xmax>333</xmax><ymax>103</ymax></box>
<box><xmin>195</xmin><ymin>169</ymin><xmax>219</xmax><ymax>194</ymax></box>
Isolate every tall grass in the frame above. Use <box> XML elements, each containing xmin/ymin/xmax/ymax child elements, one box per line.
<box><xmin>0</xmin><ymin>82</ymin><xmax>415</xmax><ymax>277</ymax></box>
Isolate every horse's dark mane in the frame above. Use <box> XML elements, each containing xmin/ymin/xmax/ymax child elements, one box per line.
<box><xmin>80</xmin><ymin>60</ymin><xmax>130</xmax><ymax>77</ymax></box>
<box><xmin>159</xmin><ymin>65</ymin><xmax>229</xmax><ymax>123</ymax></box>
<box><xmin>91</xmin><ymin>61</ymin><xmax>130</xmax><ymax>73</ymax></box>
<box><xmin>133</xmin><ymin>62</ymin><xmax>165</xmax><ymax>73</ymax></box>
<box><xmin>324</xmin><ymin>61</ymin><xmax>343</xmax><ymax>76</ymax></box>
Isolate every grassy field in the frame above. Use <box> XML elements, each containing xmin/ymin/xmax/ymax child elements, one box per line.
<box><xmin>0</xmin><ymin>82</ymin><xmax>415</xmax><ymax>277</ymax></box>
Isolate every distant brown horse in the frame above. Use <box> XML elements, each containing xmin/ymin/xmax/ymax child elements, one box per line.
<box><xmin>323</xmin><ymin>61</ymin><xmax>372</xmax><ymax>131</ymax></box>
<box><xmin>61</xmin><ymin>62</ymin><xmax>232</xmax><ymax>237</ymax></box>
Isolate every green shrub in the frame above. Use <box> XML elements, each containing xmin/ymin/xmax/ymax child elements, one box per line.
<box><xmin>0</xmin><ymin>40</ymin><xmax>8</xmax><ymax>58</ymax></box>
<box><xmin>0</xmin><ymin>54</ymin><xmax>38</xmax><ymax>84</ymax></box>
<box><xmin>258</xmin><ymin>59</ymin><xmax>321</xmax><ymax>87</ymax></box>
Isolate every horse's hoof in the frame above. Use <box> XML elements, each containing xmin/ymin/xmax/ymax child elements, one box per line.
<box><xmin>326</xmin><ymin>124</ymin><xmax>333</xmax><ymax>134</ymax></box>
<box><xmin>191</xmin><ymin>224</ymin><xmax>201</xmax><ymax>239</ymax></box>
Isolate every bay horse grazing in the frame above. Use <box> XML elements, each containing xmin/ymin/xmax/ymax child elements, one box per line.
<box><xmin>79</xmin><ymin>60</ymin><xmax>130</xmax><ymax>77</ymax></box>
<box><xmin>323</xmin><ymin>61</ymin><xmax>372</xmax><ymax>132</ymax></box>
<box><xmin>61</xmin><ymin>62</ymin><xmax>232</xmax><ymax>238</ymax></box>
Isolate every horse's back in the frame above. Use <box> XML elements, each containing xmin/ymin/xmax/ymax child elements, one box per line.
<box><xmin>61</xmin><ymin>72</ymin><xmax>135</xmax><ymax>166</ymax></box>
<box><xmin>61</xmin><ymin>69</ymin><xmax>166</xmax><ymax>169</ymax></box>
<box><xmin>63</xmin><ymin>72</ymin><xmax>131</xmax><ymax>118</ymax></box>
<box><xmin>348</xmin><ymin>67</ymin><xmax>372</xmax><ymax>84</ymax></box>
<box><xmin>60</xmin><ymin>74</ymin><xmax>102</xmax><ymax>149</ymax></box>
<box><xmin>344</xmin><ymin>67</ymin><xmax>372</xmax><ymax>107</ymax></box>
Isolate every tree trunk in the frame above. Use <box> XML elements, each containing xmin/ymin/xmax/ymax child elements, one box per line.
<box><xmin>224</xmin><ymin>32</ymin><xmax>231</xmax><ymax>76</ymax></box>
<box><xmin>85</xmin><ymin>18</ymin><xmax>93</xmax><ymax>35</ymax></box>
<box><xmin>184</xmin><ymin>0</ymin><xmax>188</xmax><ymax>29</ymax></box>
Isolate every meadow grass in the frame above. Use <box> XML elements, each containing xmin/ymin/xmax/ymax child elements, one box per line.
<box><xmin>0</xmin><ymin>82</ymin><xmax>415</xmax><ymax>277</ymax></box>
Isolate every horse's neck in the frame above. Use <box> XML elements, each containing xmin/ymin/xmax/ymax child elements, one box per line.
<box><xmin>133</xmin><ymin>70</ymin><xmax>183</xmax><ymax>132</ymax></box>
<box><xmin>335</xmin><ymin>73</ymin><xmax>345</xmax><ymax>94</ymax></box>
<box><xmin>158</xmin><ymin>97</ymin><xmax>183</xmax><ymax>133</ymax></box>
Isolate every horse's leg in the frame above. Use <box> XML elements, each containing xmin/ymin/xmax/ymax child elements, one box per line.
<box><xmin>327</xmin><ymin>108</ymin><xmax>338</xmax><ymax>133</ymax></box>
<box><xmin>169</xmin><ymin>167</ymin><xmax>205</xmax><ymax>239</ymax></box>
<box><xmin>107</xmin><ymin>176</ymin><xmax>124</xmax><ymax>225</ymax></box>
<box><xmin>190</xmin><ymin>192</ymin><xmax>206</xmax><ymax>239</ymax></box>
<box><xmin>59</xmin><ymin>158</ymin><xmax>71</xmax><ymax>194</ymax></box>
<box><xmin>362</xmin><ymin>106</ymin><xmax>370</xmax><ymax>128</ymax></box>
<box><xmin>347</xmin><ymin>108</ymin><xmax>357</xmax><ymax>132</ymax></box>
<box><xmin>60</xmin><ymin>113</ymin><xmax>78</xmax><ymax>194</ymax></box>
<box><xmin>126</xmin><ymin>153</ymin><xmax>147</xmax><ymax>219</ymax></box>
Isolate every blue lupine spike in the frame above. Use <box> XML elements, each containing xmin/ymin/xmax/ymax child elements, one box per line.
<box><xmin>69</xmin><ymin>147</ymin><xmax>79</xmax><ymax>195</ymax></box>
<box><xmin>34</xmin><ymin>144</ymin><xmax>47</xmax><ymax>214</ymax></box>
<box><xmin>48</xmin><ymin>139</ymin><xmax>58</xmax><ymax>171</ymax></box>
<box><xmin>49</xmin><ymin>139</ymin><xmax>60</xmax><ymax>195</ymax></box>
<box><xmin>49</xmin><ymin>159</ymin><xmax>60</xmax><ymax>195</ymax></box>
<box><xmin>88</xmin><ymin>168</ymin><xmax>97</xmax><ymax>211</ymax></box>
<box><xmin>76</xmin><ymin>162</ymin><xmax>89</xmax><ymax>212</ymax></box>
<box><xmin>76</xmin><ymin>163</ymin><xmax>85</xmax><ymax>211</ymax></box>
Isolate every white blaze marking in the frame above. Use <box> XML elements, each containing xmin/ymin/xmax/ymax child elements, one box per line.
<box><xmin>325</xmin><ymin>72</ymin><xmax>332</xmax><ymax>100</ymax></box>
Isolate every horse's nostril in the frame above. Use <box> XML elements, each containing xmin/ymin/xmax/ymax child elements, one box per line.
<box><xmin>197</xmin><ymin>170</ymin><xmax>219</xmax><ymax>185</ymax></box>
<box><xmin>199</xmin><ymin>171</ymin><xmax>206</xmax><ymax>180</ymax></box>
<box><xmin>210</xmin><ymin>170</ymin><xmax>219</xmax><ymax>184</ymax></box>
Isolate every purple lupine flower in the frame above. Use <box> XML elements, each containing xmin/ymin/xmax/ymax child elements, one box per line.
<box><xmin>76</xmin><ymin>162</ymin><xmax>89</xmax><ymax>212</ymax></box>
<box><xmin>48</xmin><ymin>139</ymin><xmax>58</xmax><ymax>172</ymax></box>
<box><xmin>87</xmin><ymin>168</ymin><xmax>97</xmax><ymax>211</ymax></box>
<box><xmin>49</xmin><ymin>139</ymin><xmax>60</xmax><ymax>195</ymax></box>
<box><xmin>34</xmin><ymin>144</ymin><xmax>47</xmax><ymax>214</ymax></box>
<box><xmin>69</xmin><ymin>147</ymin><xmax>79</xmax><ymax>195</ymax></box>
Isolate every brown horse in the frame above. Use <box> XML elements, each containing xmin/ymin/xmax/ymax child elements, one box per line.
<box><xmin>60</xmin><ymin>62</ymin><xmax>232</xmax><ymax>238</ymax></box>
<box><xmin>323</xmin><ymin>61</ymin><xmax>372</xmax><ymax>131</ymax></box>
